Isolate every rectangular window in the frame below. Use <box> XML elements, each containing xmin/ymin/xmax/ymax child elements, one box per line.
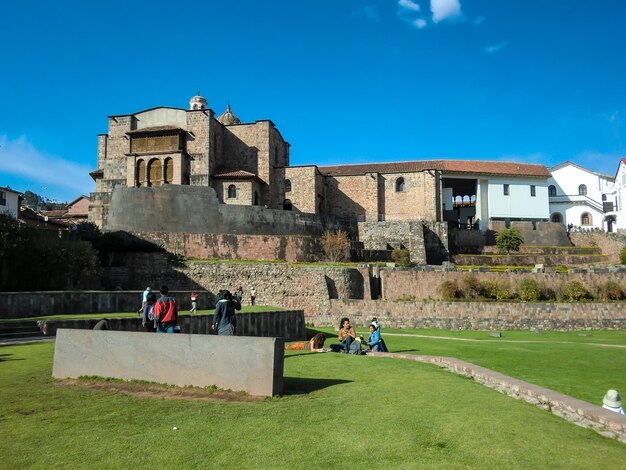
<box><xmin>503</xmin><ymin>184</ymin><xmax>509</xmax><ymax>196</ymax></box>
<box><xmin>0</xmin><ymin>191</ymin><xmax>5</xmax><ymax>206</ymax></box>
<box><xmin>530</xmin><ymin>185</ymin><xmax>536</xmax><ymax>197</ymax></box>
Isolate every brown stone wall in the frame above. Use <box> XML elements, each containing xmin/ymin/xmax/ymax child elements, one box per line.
<box><xmin>570</xmin><ymin>231</ymin><xmax>626</xmax><ymax>264</ymax></box>
<box><xmin>325</xmin><ymin>299</ymin><xmax>626</xmax><ymax>330</ymax></box>
<box><xmin>379</xmin><ymin>269</ymin><xmax>626</xmax><ymax>301</ymax></box>
<box><xmin>186</xmin><ymin>110</ymin><xmax>211</xmax><ymax>186</ymax></box>
<box><xmin>326</xmin><ymin>175</ymin><xmax>369</xmax><ymax>219</ymax></box>
<box><xmin>218</xmin><ymin>180</ymin><xmax>258</xmax><ymax>206</ymax></box>
<box><xmin>285</xmin><ymin>166</ymin><xmax>318</xmax><ymax>213</ymax></box>
<box><xmin>381</xmin><ymin>171</ymin><xmax>437</xmax><ymax>221</ymax></box>
<box><xmin>135</xmin><ymin>231</ymin><xmax>325</xmax><ymax>262</ymax></box>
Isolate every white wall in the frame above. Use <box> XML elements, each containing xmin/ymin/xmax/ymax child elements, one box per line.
<box><xmin>0</xmin><ymin>189</ymin><xmax>20</xmax><ymax>219</ymax></box>
<box><xmin>487</xmin><ymin>178</ymin><xmax>549</xmax><ymax>219</ymax></box>
<box><xmin>134</xmin><ymin>108</ymin><xmax>187</xmax><ymax>130</ymax></box>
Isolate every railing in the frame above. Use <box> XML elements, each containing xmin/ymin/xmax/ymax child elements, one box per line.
<box><xmin>549</xmin><ymin>194</ymin><xmax>604</xmax><ymax>213</ymax></box>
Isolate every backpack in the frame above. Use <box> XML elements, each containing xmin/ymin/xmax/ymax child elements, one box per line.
<box><xmin>348</xmin><ymin>339</ymin><xmax>362</xmax><ymax>355</ymax></box>
<box><xmin>147</xmin><ymin>304</ymin><xmax>155</xmax><ymax>321</ymax></box>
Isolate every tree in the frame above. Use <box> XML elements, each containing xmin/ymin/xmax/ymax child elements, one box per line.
<box><xmin>321</xmin><ymin>230</ymin><xmax>351</xmax><ymax>262</ymax></box>
<box><xmin>495</xmin><ymin>227</ymin><xmax>524</xmax><ymax>253</ymax></box>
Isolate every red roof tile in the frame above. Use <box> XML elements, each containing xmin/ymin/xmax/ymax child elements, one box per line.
<box><xmin>319</xmin><ymin>159</ymin><xmax>551</xmax><ymax>178</ymax></box>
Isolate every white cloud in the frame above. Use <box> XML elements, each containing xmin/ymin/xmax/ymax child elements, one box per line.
<box><xmin>430</xmin><ymin>0</ymin><xmax>462</xmax><ymax>23</ymax></box>
<box><xmin>484</xmin><ymin>42</ymin><xmax>507</xmax><ymax>54</ymax></box>
<box><xmin>474</xmin><ymin>16</ymin><xmax>485</xmax><ymax>25</ymax></box>
<box><xmin>0</xmin><ymin>135</ymin><xmax>94</xmax><ymax>200</ymax></box>
<box><xmin>413</xmin><ymin>18</ymin><xmax>428</xmax><ymax>29</ymax></box>
<box><xmin>399</xmin><ymin>0</ymin><xmax>421</xmax><ymax>12</ymax></box>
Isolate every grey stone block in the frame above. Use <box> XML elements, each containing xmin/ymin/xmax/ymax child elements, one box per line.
<box><xmin>53</xmin><ymin>329</ymin><xmax>284</xmax><ymax>396</ymax></box>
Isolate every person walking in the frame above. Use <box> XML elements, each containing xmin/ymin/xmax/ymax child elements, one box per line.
<box><xmin>235</xmin><ymin>286</ymin><xmax>243</xmax><ymax>304</ymax></box>
<box><xmin>250</xmin><ymin>286</ymin><xmax>256</xmax><ymax>306</ymax></box>
<box><xmin>212</xmin><ymin>290</ymin><xmax>241</xmax><ymax>336</ymax></box>
<box><xmin>153</xmin><ymin>285</ymin><xmax>178</xmax><ymax>333</ymax></box>
<box><xmin>141</xmin><ymin>291</ymin><xmax>157</xmax><ymax>332</ymax></box>
<box><xmin>190</xmin><ymin>292</ymin><xmax>199</xmax><ymax>314</ymax></box>
<box><xmin>138</xmin><ymin>286</ymin><xmax>151</xmax><ymax>315</ymax></box>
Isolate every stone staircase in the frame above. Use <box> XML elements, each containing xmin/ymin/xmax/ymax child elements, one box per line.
<box><xmin>454</xmin><ymin>245</ymin><xmax>609</xmax><ymax>267</ymax></box>
<box><xmin>0</xmin><ymin>321</ymin><xmax>44</xmax><ymax>340</ymax></box>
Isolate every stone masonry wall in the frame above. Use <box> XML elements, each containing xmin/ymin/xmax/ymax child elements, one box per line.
<box><xmin>380</xmin><ymin>269</ymin><xmax>626</xmax><ymax>301</ymax></box>
<box><xmin>570</xmin><ymin>231</ymin><xmax>626</xmax><ymax>264</ymax></box>
<box><xmin>326</xmin><ymin>299</ymin><xmax>626</xmax><ymax>330</ymax></box>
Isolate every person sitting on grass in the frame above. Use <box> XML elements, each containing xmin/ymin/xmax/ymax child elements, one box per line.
<box><xmin>330</xmin><ymin>317</ymin><xmax>356</xmax><ymax>353</ymax></box>
<box><xmin>285</xmin><ymin>333</ymin><xmax>328</xmax><ymax>352</ymax></box>
<box><xmin>364</xmin><ymin>323</ymin><xmax>383</xmax><ymax>351</ymax></box>
<box><xmin>602</xmin><ymin>389</ymin><xmax>625</xmax><ymax>414</ymax></box>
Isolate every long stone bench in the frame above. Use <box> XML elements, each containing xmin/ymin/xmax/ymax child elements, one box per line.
<box><xmin>52</xmin><ymin>329</ymin><xmax>284</xmax><ymax>396</ymax></box>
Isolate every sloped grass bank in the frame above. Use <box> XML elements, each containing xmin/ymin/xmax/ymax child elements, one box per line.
<box><xmin>0</xmin><ymin>341</ymin><xmax>624</xmax><ymax>469</ymax></box>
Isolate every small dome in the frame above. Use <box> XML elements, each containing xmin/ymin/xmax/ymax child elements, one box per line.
<box><xmin>217</xmin><ymin>104</ymin><xmax>241</xmax><ymax>125</ymax></box>
<box><xmin>189</xmin><ymin>93</ymin><xmax>207</xmax><ymax>110</ymax></box>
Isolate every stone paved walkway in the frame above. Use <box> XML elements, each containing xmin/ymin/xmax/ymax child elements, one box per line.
<box><xmin>369</xmin><ymin>351</ymin><xmax>626</xmax><ymax>444</ymax></box>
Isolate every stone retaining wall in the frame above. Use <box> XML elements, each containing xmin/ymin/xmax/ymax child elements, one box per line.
<box><xmin>324</xmin><ymin>299</ymin><xmax>626</xmax><ymax>330</ymax></box>
<box><xmin>380</xmin><ymin>269</ymin><xmax>626</xmax><ymax>302</ymax></box>
<box><xmin>38</xmin><ymin>310</ymin><xmax>305</xmax><ymax>340</ymax></box>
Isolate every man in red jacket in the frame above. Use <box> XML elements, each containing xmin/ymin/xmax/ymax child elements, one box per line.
<box><xmin>153</xmin><ymin>285</ymin><xmax>178</xmax><ymax>333</ymax></box>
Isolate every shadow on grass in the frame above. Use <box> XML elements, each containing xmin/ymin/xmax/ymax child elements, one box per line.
<box><xmin>283</xmin><ymin>377</ymin><xmax>351</xmax><ymax>394</ymax></box>
<box><xmin>0</xmin><ymin>353</ymin><xmax>24</xmax><ymax>363</ymax></box>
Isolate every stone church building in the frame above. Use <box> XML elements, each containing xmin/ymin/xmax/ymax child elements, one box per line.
<box><xmin>89</xmin><ymin>94</ymin><xmax>555</xmax><ymax>262</ymax></box>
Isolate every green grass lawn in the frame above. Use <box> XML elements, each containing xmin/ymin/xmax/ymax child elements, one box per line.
<box><xmin>1</xmin><ymin>336</ymin><xmax>625</xmax><ymax>469</ymax></box>
<box><xmin>317</xmin><ymin>327</ymin><xmax>626</xmax><ymax>405</ymax></box>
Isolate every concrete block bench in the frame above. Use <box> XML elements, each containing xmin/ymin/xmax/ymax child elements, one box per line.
<box><xmin>52</xmin><ymin>329</ymin><xmax>284</xmax><ymax>396</ymax></box>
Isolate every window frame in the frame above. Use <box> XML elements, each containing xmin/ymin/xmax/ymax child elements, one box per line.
<box><xmin>503</xmin><ymin>184</ymin><xmax>510</xmax><ymax>196</ymax></box>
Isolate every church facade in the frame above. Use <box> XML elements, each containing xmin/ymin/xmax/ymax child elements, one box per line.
<box><xmin>89</xmin><ymin>94</ymin><xmax>551</xmax><ymax>233</ymax></box>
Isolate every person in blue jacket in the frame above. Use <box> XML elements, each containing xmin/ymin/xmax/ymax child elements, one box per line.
<box><xmin>366</xmin><ymin>323</ymin><xmax>383</xmax><ymax>351</ymax></box>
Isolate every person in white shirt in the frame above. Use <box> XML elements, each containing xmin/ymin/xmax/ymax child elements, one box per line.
<box><xmin>602</xmin><ymin>389</ymin><xmax>625</xmax><ymax>414</ymax></box>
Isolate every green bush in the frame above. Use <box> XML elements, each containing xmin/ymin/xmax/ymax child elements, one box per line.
<box><xmin>620</xmin><ymin>246</ymin><xmax>626</xmax><ymax>265</ymax></box>
<box><xmin>391</xmin><ymin>248</ymin><xmax>411</xmax><ymax>267</ymax></box>
<box><xmin>517</xmin><ymin>277</ymin><xmax>541</xmax><ymax>302</ymax></box>
<box><xmin>598</xmin><ymin>280</ymin><xmax>624</xmax><ymax>301</ymax></box>
<box><xmin>562</xmin><ymin>280</ymin><xmax>589</xmax><ymax>301</ymax></box>
<box><xmin>438</xmin><ymin>280</ymin><xmax>459</xmax><ymax>300</ymax></box>
<box><xmin>482</xmin><ymin>280</ymin><xmax>512</xmax><ymax>301</ymax></box>
<box><xmin>461</xmin><ymin>274</ymin><xmax>483</xmax><ymax>299</ymax></box>
<box><xmin>495</xmin><ymin>227</ymin><xmax>524</xmax><ymax>253</ymax></box>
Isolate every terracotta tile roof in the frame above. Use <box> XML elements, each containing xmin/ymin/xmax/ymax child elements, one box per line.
<box><xmin>213</xmin><ymin>170</ymin><xmax>259</xmax><ymax>179</ymax></box>
<box><xmin>319</xmin><ymin>159</ymin><xmax>551</xmax><ymax>178</ymax></box>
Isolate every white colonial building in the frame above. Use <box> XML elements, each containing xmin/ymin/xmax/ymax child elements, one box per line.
<box><xmin>0</xmin><ymin>186</ymin><xmax>21</xmax><ymax>219</ymax></box>
<box><xmin>548</xmin><ymin>162</ymin><xmax>614</xmax><ymax>231</ymax></box>
<box><xmin>603</xmin><ymin>158</ymin><xmax>626</xmax><ymax>231</ymax></box>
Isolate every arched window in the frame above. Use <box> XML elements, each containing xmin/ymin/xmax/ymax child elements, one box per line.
<box><xmin>136</xmin><ymin>159</ymin><xmax>146</xmax><ymax>187</ymax></box>
<box><xmin>147</xmin><ymin>159</ymin><xmax>162</xmax><ymax>187</ymax></box>
<box><xmin>548</xmin><ymin>185</ymin><xmax>556</xmax><ymax>197</ymax></box>
<box><xmin>285</xmin><ymin>180</ymin><xmax>292</xmax><ymax>192</ymax></box>
<box><xmin>283</xmin><ymin>199</ymin><xmax>292</xmax><ymax>211</ymax></box>
<box><xmin>227</xmin><ymin>184</ymin><xmax>237</xmax><ymax>199</ymax></box>
<box><xmin>396</xmin><ymin>177</ymin><xmax>405</xmax><ymax>192</ymax></box>
<box><xmin>164</xmin><ymin>158</ymin><xmax>173</xmax><ymax>184</ymax></box>
<box><xmin>578</xmin><ymin>184</ymin><xmax>587</xmax><ymax>196</ymax></box>
<box><xmin>253</xmin><ymin>191</ymin><xmax>259</xmax><ymax>205</ymax></box>
<box><xmin>551</xmin><ymin>212</ymin><xmax>562</xmax><ymax>223</ymax></box>
<box><xmin>581</xmin><ymin>212</ymin><xmax>591</xmax><ymax>225</ymax></box>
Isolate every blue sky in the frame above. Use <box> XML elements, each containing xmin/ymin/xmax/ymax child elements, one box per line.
<box><xmin>1</xmin><ymin>0</ymin><xmax>625</xmax><ymax>202</ymax></box>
